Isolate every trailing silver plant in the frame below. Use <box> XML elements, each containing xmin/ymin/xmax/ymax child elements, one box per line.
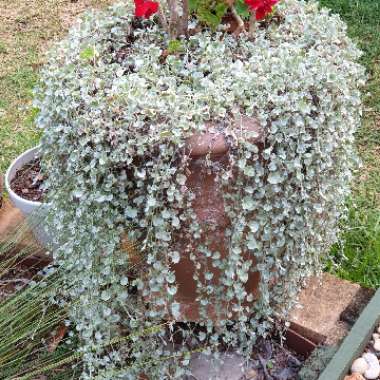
<box><xmin>34</xmin><ymin>0</ymin><xmax>365</xmax><ymax>378</ymax></box>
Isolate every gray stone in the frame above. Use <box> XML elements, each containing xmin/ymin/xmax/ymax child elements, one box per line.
<box><xmin>185</xmin><ymin>352</ymin><xmax>253</xmax><ymax>380</ymax></box>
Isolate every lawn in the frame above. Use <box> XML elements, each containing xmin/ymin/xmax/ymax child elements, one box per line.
<box><xmin>319</xmin><ymin>0</ymin><xmax>380</xmax><ymax>288</ymax></box>
<box><xmin>0</xmin><ymin>0</ymin><xmax>379</xmax><ymax>287</ymax></box>
<box><xmin>0</xmin><ymin>0</ymin><xmax>112</xmax><ymax>173</ymax></box>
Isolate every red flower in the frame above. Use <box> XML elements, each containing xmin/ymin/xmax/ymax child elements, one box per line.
<box><xmin>134</xmin><ymin>0</ymin><xmax>159</xmax><ymax>19</ymax></box>
<box><xmin>244</xmin><ymin>0</ymin><xmax>279</xmax><ymax>20</ymax></box>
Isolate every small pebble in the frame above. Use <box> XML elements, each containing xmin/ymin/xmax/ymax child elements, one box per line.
<box><xmin>373</xmin><ymin>339</ymin><xmax>380</xmax><ymax>352</ymax></box>
<box><xmin>345</xmin><ymin>374</ymin><xmax>365</xmax><ymax>380</ymax></box>
<box><xmin>363</xmin><ymin>352</ymin><xmax>380</xmax><ymax>379</ymax></box>
<box><xmin>244</xmin><ymin>369</ymin><xmax>258</xmax><ymax>379</ymax></box>
<box><xmin>351</xmin><ymin>358</ymin><xmax>369</xmax><ymax>375</ymax></box>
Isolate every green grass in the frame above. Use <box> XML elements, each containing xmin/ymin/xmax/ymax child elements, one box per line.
<box><xmin>326</xmin><ymin>206</ymin><xmax>380</xmax><ymax>288</ymax></box>
<box><xmin>319</xmin><ymin>0</ymin><xmax>380</xmax><ymax>70</ymax></box>
<box><xmin>0</xmin><ymin>0</ymin><xmax>112</xmax><ymax>174</ymax></box>
<box><xmin>0</xmin><ymin>65</ymin><xmax>41</xmax><ymax>173</ymax></box>
<box><xmin>319</xmin><ymin>0</ymin><xmax>380</xmax><ymax>288</ymax></box>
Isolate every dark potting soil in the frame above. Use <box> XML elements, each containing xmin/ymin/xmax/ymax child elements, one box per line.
<box><xmin>0</xmin><ymin>263</ymin><xmax>38</xmax><ymax>301</ymax></box>
<box><xmin>10</xmin><ymin>158</ymin><xmax>46</xmax><ymax>202</ymax></box>
<box><xmin>247</xmin><ymin>338</ymin><xmax>305</xmax><ymax>380</ymax></box>
<box><xmin>0</xmin><ymin>253</ymin><xmax>49</xmax><ymax>302</ymax></box>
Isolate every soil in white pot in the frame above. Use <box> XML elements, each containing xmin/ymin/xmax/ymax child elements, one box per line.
<box><xmin>10</xmin><ymin>158</ymin><xmax>46</xmax><ymax>202</ymax></box>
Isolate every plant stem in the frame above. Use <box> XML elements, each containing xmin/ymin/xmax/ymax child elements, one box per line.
<box><xmin>168</xmin><ymin>0</ymin><xmax>179</xmax><ymax>39</ymax></box>
<box><xmin>157</xmin><ymin>5</ymin><xmax>170</xmax><ymax>35</ymax></box>
<box><xmin>181</xmin><ymin>0</ymin><xmax>189</xmax><ymax>38</ymax></box>
<box><xmin>249</xmin><ymin>13</ymin><xmax>257</xmax><ymax>34</ymax></box>
<box><xmin>231</xmin><ymin>5</ymin><xmax>246</xmax><ymax>35</ymax></box>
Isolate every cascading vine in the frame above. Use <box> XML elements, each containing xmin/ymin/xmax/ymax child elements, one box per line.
<box><xmin>34</xmin><ymin>0</ymin><xmax>365</xmax><ymax>378</ymax></box>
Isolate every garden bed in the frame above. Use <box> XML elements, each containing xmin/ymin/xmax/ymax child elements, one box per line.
<box><xmin>0</xmin><ymin>197</ymin><xmax>316</xmax><ymax>379</ymax></box>
<box><xmin>1</xmin><ymin>208</ymin><xmax>377</xmax><ymax>378</ymax></box>
<box><xmin>1</xmin><ymin>199</ymin><xmax>374</xmax><ymax>379</ymax></box>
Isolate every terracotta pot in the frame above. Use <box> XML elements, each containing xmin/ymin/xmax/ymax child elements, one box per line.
<box><xmin>171</xmin><ymin>116</ymin><xmax>264</xmax><ymax>321</ymax></box>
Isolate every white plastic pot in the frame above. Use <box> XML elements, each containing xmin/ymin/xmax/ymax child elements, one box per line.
<box><xmin>5</xmin><ymin>146</ymin><xmax>51</xmax><ymax>246</ymax></box>
<box><xmin>5</xmin><ymin>146</ymin><xmax>42</xmax><ymax>215</ymax></box>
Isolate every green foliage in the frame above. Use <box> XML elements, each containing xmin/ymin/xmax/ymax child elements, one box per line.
<box><xmin>235</xmin><ymin>0</ymin><xmax>251</xmax><ymax>18</ymax></box>
<box><xmin>326</xmin><ymin>205</ymin><xmax>380</xmax><ymax>288</ymax></box>
<box><xmin>34</xmin><ymin>1</ymin><xmax>365</xmax><ymax>378</ymax></box>
<box><xmin>167</xmin><ymin>39</ymin><xmax>185</xmax><ymax>54</ymax></box>
<box><xmin>189</xmin><ymin>0</ymin><xmax>228</xmax><ymax>29</ymax></box>
<box><xmin>79</xmin><ymin>46</ymin><xmax>97</xmax><ymax>61</ymax></box>
<box><xmin>5</xmin><ymin>67</ymin><xmax>38</xmax><ymax>99</ymax></box>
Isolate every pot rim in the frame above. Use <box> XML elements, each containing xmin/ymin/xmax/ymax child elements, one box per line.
<box><xmin>5</xmin><ymin>145</ymin><xmax>43</xmax><ymax>207</ymax></box>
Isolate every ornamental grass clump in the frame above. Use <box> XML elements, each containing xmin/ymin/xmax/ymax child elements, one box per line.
<box><xmin>34</xmin><ymin>0</ymin><xmax>365</xmax><ymax>378</ymax></box>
